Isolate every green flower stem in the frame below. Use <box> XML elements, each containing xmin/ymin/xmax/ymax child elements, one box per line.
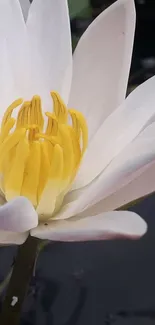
<box><xmin>0</xmin><ymin>236</ymin><xmax>41</xmax><ymax>325</ymax></box>
<box><xmin>0</xmin><ymin>268</ymin><xmax>13</xmax><ymax>296</ymax></box>
<box><xmin>33</xmin><ymin>240</ymin><xmax>49</xmax><ymax>276</ymax></box>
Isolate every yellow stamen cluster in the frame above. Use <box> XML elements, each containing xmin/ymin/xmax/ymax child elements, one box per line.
<box><xmin>0</xmin><ymin>92</ymin><xmax>88</xmax><ymax>220</ymax></box>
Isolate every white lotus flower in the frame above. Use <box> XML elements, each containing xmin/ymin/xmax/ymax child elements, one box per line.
<box><xmin>1</xmin><ymin>0</ymin><xmax>155</xmax><ymax>245</ymax></box>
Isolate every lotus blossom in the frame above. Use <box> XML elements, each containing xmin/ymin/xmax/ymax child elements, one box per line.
<box><xmin>1</xmin><ymin>0</ymin><xmax>155</xmax><ymax>245</ymax></box>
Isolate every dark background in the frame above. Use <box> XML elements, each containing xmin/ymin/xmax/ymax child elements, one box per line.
<box><xmin>1</xmin><ymin>0</ymin><xmax>155</xmax><ymax>324</ymax></box>
<box><xmin>71</xmin><ymin>0</ymin><xmax>155</xmax><ymax>85</ymax></box>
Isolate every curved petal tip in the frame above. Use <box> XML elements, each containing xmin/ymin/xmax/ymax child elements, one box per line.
<box><xmin>31</xmin><ymin>211</ymin><xmax>147</xmax><ymax>241</ymax></box>
<box><xmin>0</xmin><ymin>196</ymin><xmax>38</xmax><ymax>233</ymax></box>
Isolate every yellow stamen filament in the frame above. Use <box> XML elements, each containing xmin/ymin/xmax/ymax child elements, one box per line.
<box><xmin>0</xmin><ymin>118</ymin><xmax>15</xmax><ymax>144</ymax></box>
<box><xmin>1</xmin><ymin>98</ymin><xmax>23</xmax><ymax>131</ymax></box>
<box><xmin>21</xmin><ymin>140</ymin><xmax>41</xmax><ymax>207</ymax></box>
<box><xmin>30</xmin><ymin>96</ymin><xmax>44</xmax><ymax>131</ymax></box>
<box><xmin>69</xmin><ymin>109</ymin><xmax>88</xmax><ymax>156</ymax></box>
<box><xmin>16</xmin><ymin>102</ymin><xmax>30</xmax><ymax>129</ymax></box>
<box><xmin>51</xmin><ymin>91</ymin><xmax>68</xmax><ymax>124</ymax></box>
<box><xmin>5</xmin><ymin>137</ymin><xmax>29</xmax><ymax>201</ymax></box>
<box><xmin>45</xmin><ymin>112</ymin><xmax>58</xmax><ymax>136</ymax></box>
<box><xmin>0</xmin><ymin>93</ymin><xmax>88</xmax><ymax>220</ymax></box>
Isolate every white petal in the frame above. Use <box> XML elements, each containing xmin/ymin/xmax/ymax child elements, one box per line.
<box><xmin>27</xmin><ymin>0</ymin><xmax>72</xmax><ymax>106</ymax></box>
<box><xmin>0</xmin><ymin>39</ymin><xmax>18</xmax><ymax>119</ymax></box>
<box><xmin>0</xmin><ymin>230</ymin><xmax>28</xmax><ymax>245</ymax></box>
<box><xmin>0</xmin><ymin>0</ymin><xmax>31</xmax><ymax>98</ymax></box>
<box><xmin>90</xmin><ymin>161</ymin><xmax>155</xmax><ymax>213</ymax></box>
<box><xmin>19</xmin><ymin>0</ymin><xmax>30</xmax><ymax>21</ymax></box>
<box><xmin>31</xmin><ymin>211</ymin><xmax>147</xmax><ymax>241</ymax></box>
<box><xmin>54</xmin><ymin>121</ymin><xmax>155</xmax><ymax>220</ymax></box>
<box><xmin>0</xmin><ymin>197</ymin><xmax>38</xmax><ymax>232</ymax></box>
<box><xmin>69</xmin><ymin>0</ymin><xmax>135</xmax><ymax>140</ymax></box>
<box><xmin>73</xmin><ymin>76</ymin><xmax>155</xmax><ymax>190</ymax></box>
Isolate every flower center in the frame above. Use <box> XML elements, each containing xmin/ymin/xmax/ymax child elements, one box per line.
<box><xmin>0</xmin><ymin>92</ymin><xmax>88</xmax><ymax>220</ymax></box>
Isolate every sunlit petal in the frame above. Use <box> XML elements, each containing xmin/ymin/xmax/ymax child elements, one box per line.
<box><xmin>91</xmin><ymin>161</ymin><xmax>155</xmax><ymax>213</ymax></box>
<box><xmin>73</xmin><ymin>76</ymin><xmax>155</xmax><ymax>189</ymax></box>
<box><xmin>0</xmin><ymin>0</ymin><xmax>30</xmax><ymax>98</ymax></box>
<box><xmin>27</xmin><ymin>0</ymin><xmax>72</xmax><ymax>106</ymax></box>
<box><xmin>54</xmin><ymin>121</ymin><xmax>155</xmax><ymax>220</ymax></box>
<box><xmin>69</xmin><ymin>0</ymin><xmax>135</xmax><ymax>140</ymax></box>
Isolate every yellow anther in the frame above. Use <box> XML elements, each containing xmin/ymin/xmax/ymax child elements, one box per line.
<box><xmin>38</xmin><ymin>136</ymin><xmax>54</xmax><ymax>165</ymax></box>
<box><xmin>0</xmin><ymin>128</ymin><xmax>26</xmax><ymax>168</ymax></box>
<box><xmin>0</xmin><ymin>118</ymin><xmax>15</xmax><ymax>144</ymax></box>
<box><xmin>69</xmin><ymin>110</ymin><xmax>81</xmax><ymax>140</ymax></box>
<box><xmin>51</xmin><ymin>91</ymin><xmax>68</xmax><ymax>124</ymax></box>
<box><xmin>58</xmin><ymin>124</ymin><xmax>74</xmax><ymax>182</ymax></box>
<box><xmin>30</xmin><ymin>96</ymin><xmax>44</xmax><ymax>131</ymax></box>
<box><xmin>45</xmin><ymin>112</ymin><xmax>58</xmax><ymax>136</ymax></box>
<box><xmin>16</xmin><ymin>101</ymin><xmax>30</xmax><ymax>129</ymax></box>
<box><xmin>68</xmin><ymin>126</ymin><xmax>81</xmax><ymax>170</ymax></box>
<box><xmin>69</xmin><ymin>109</ymin><xmax>88</xmax><ymax>156</ymax></box>
<box><xmin>1</xmin><ymin>98</ymin><xmax>23</xmax><ymax>131</ymax></box>
<box><xmin>5</xmin><ymin>137</ymin><xmax>29</xmax><ymax>201</ymax></box>
<box><xmin>37</xmin><ymin>144</ymin><xmax>64</xmax><ymax>219</ymax></box>
<box><xmin>36</xmin><ymin>133</ymin><xmax>61</xmax><ymax>146</ymax></box>
<box><xmin>27</xmin><ymin>125</ymin><xmax>40</xmax><ymax>142</ymax></box>
<box><xmin>2</xmin><ymin>147</ymin><xmax>15</xmax><ymax>193</ymax></box>
<box><xmin>38</xmin><ymin>142</ymin><xmax>50</xmax><ymax>201</ymax></box>
<box><xmin>0</xmin><ymin>92</ymin><xmax>88</xmax><ymax>220</ymax></box>
<box><xmin>21</xmin><ymin>140</ymin><xmax>41</xmax><ymax>207</ymax></box>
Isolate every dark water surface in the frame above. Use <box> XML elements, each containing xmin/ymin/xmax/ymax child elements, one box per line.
<box><xmin>0</xmin><ymin>194</ymin><xmax>155</xmax><ymax>324</ymax></box>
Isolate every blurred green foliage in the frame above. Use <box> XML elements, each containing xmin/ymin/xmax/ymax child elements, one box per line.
<box><xmin>68</xmin><ymin>0</ymin><xmax>89</xmax><ymax>18</ymax></box>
